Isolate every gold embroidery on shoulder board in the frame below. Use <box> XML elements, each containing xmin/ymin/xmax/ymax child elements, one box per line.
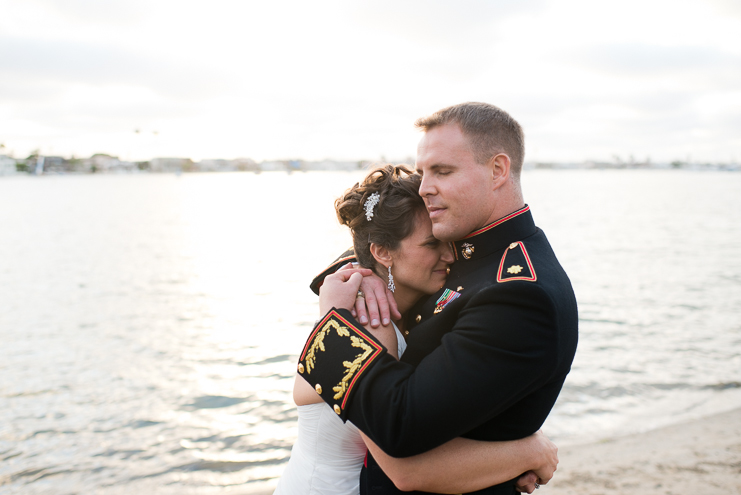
<box><xmin>304</xmin><ymin>318</ymin><xmax>350</xmax><ymax>374</ymax></box>
<box><xmin>333</xmin><ymin>336</ymin><xmax>374</xmax><ymax>401</ymax></box>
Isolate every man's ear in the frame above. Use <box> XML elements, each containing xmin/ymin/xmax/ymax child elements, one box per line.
<box><xmin>369</xmin><ymin>243</ymin><xmax>392</xmax><ymax>268</ymax></box>
<box><xmin>489</xmin><ymin>153</ymin><xmax>511</xmax><ymax>190</ymax></box>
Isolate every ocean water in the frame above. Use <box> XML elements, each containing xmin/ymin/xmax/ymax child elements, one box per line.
<box><xmin>1</xmin><ymin>170</ymin><xmax>740</xmax><ymax>494</ymax></box>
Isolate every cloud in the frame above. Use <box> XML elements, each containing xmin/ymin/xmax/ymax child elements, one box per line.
<box><xmin>570</xmin><ymin>43</ymin><xmax>741</xmax><ymax>76</ymax></box>
<box><xmin>1</xmin><ymin>0</ymin><xmax>739</xmax><ymax>162</ymax></box>
<box><xmin>0</xmin><ymin>36</ymin><xmax>235</xmax><ymax>100</ymax></box>
<box><xmin>30</xmin><ymin>0</ymin><xmax>149</xmax><ymax>25</ymax></box>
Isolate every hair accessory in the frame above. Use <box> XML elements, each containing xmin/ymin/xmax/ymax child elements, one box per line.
<box><xmin>387</xmin><ymin>265</ymin><xmax>395</xmax><ymax>293</ymax></box>
<box><xmin>364</xmin><ymin>192</ymin><xmax>380</xmax><ymax>221</ymax></box>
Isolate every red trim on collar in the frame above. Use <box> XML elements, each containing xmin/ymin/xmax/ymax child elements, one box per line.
<box><xmin>462</xmin><ymin>205</ymin><xmax>530</xmax><ymax>240</ymax></box>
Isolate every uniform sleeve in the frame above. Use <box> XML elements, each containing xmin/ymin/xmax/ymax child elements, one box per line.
<box><xmin>345</xmin><ymin>282</ymin><xmax>559</xmax><ymax>457</ymax></box>
<box><xmin>297</xmin><ymin>308</ymin><xmax>389</xmax><ymax>416</ymax></box>
<box><xmin>309</xmin><ymin>248</ymin><xmax>356</xmax><ymax>295</ymax></box>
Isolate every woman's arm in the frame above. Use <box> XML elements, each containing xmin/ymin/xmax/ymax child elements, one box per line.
<box><xmin>360</xmin><ymin>430</ymin><xmax>557</xmax><ymax>494</ymax></box>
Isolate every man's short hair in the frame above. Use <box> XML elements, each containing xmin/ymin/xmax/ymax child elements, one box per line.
<box><xmin>415</xmin><ymin>102</ymin><xmax>525</xmax><ymax>179</ymax></box>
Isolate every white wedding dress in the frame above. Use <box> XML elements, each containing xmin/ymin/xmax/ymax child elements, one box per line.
<box><xmin>274</xmin><ymin>325</ymin><xmax>407</xmax><ymax>495</ymax></box>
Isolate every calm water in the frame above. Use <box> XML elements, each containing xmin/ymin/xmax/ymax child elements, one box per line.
<box><xmin>1</xmin><ymin>170</ymin><xmax>740</xmax><ymax>494</ymax></box>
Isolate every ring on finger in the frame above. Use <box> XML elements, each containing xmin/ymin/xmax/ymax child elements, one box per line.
<box><xmin>356</xmin><ymin>290</ymin><xmax>365</xmax><ymax>299</ymax></box>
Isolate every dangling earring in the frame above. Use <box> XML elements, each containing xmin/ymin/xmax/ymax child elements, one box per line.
<box><xmin>387</xmin><ymin>265</ymin><xmax>395</xmax><ymax>293</ymax></box>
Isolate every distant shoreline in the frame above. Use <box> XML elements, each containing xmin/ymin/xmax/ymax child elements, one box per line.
<box><xmin>1</xmin><ymin>162</ymin><xmax>740</xmax><ymax>176</ymax></box>
<box><xmin>1</xmin><ymin>152</ymin><xmax>741</xmax><ymax>175</ymax></box>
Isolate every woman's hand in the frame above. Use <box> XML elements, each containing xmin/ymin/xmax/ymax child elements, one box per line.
<box><xmin>355</xmin><ymin>274</ymin><xmax>401</xmax><ymax>327</ymax></box>
<box><xmin>337</xmin><ymin>263</ymin><xmax>401</xmax><ymax>328</ymax></box>
<box><xmin>318</xmin><ymin>267</ymin><xmax>373</xmax><ymax>316</ymax></box>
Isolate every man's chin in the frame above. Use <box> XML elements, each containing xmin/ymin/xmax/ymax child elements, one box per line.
<box><xmin>431</xmin><ymin>224</ymin><xmax>459</xmax><ymax>243</ymax></box>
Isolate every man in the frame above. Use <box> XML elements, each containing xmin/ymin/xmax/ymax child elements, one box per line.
<box><xmin>298</xmin><ymin>102</ymin><xmax>578</xmax><ymax>494</ymax></box>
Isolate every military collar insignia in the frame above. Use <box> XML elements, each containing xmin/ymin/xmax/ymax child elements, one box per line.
<box><xmin>461</xmin><ymin>243</ymin><xmax>474</xmax><ymax>259</ymax></box>
<box><xmin>453</xmin><ymin>205</ymin><xmax>534</xmax><ymax>261</ymax></box>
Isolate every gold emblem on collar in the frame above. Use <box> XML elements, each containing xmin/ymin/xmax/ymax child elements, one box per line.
<box><xmin>510</xmin><ymin>242</ymin><xmax>518</xmax><ymax>249</ymax></box>
<box><xmin>507</xmin><ymin>265</ymin><xmax>523</xmax><ymax>274</ymax></box>
<box><xmin>461</xmin><ymin>243</ymin><xmax>474</xmax><ymax>259</ymax></box>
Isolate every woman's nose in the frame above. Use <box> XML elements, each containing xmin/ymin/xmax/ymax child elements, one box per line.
<box><xmin>442</xmin><ymin>243</ymin><xmax>455</xmax><ymax>263</ymax></box>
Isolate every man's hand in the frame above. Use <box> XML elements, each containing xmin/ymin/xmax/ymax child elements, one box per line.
<box><xmin>515</xmin><ymin>430</ymin><xmax>558</xmax><ymax>493</ymax></box>
<box><xmin>319</xmin><ymin>268</ymin><xmax>373</xmax><ymax>316</ymax></box>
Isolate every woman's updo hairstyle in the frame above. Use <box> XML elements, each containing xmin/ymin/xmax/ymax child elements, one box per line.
<box><xmin>335</xmin><ymin>164</ymin><xmax>425</xmax><ymax>274</ymax></box>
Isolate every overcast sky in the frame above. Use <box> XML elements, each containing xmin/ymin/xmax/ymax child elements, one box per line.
<box><xmin>1</xmin><ymin>0</ymin><xmax>740</xmax><ymax>163</ymax></box>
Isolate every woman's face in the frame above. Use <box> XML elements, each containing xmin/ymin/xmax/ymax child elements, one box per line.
<box><xmin>390</xmin><ymin>210</ymin><xmax>454</xmax><ymax>301</ymax></box>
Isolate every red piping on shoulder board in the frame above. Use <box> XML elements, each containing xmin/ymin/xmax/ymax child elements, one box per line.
<box><xmin>497</xmin><ymin>241</ymin><xmax>537</xmax><ymax>282</ymax></box>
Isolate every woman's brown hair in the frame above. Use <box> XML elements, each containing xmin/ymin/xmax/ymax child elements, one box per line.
<box><xmin>335</xmin><ymin>164</ymin><xmax>425</xmax><ymax>274</ymax></box>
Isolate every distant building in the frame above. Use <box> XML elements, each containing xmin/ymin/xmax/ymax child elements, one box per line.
<box><xmin>302</xmin><ymin>160</ymin><xmax>365</xmax><ymax>171</ymax></box>
<box><xmin>259</xmin><ymin>160</ymin><xmax>289</xmax><ymax>172</ymax></box>
<box><xmin>232</xmin><ymin>158</ymin><xmax>259</xmax><ymax>172</ymax></box>
<box><xmin>0</xmin><ymin>155</ymin><xmax>16</xmax><ymax>175</ymax></box>
<box><xmin>197</xmin><ymin>159</ymin><xmax>236</xmax><ymax>172</ymax></box>
<box><xmin>39</xmin><ymin>156</ymin><xmax>67</xmax><ymax>173</ymax></box>
<box><xmin>81</xmin><ymin>153</ymin><xmax>136</xmax><ymax>173</ymax></box>
<box><xmin>256</xmin><ymin>159</ymin><xmax>366</xmax><ymax>172</ymax></box>
<box><xmin>150</xmin><ymin>157</ymin><xmax>193</xmax><ymax>173</ymax></box>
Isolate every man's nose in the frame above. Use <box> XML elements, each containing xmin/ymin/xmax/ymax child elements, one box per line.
<box><xmin>418</xmin><ymin>174</ymin><xmax>434</xmax><ymax>197</ymax></box>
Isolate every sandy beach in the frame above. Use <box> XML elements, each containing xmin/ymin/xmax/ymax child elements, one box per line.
<box><xmin>545</xmin><ymin>408</ymin><xmax>741</xmax><ymax>494</ymax></box>
<box><xmin>250</xmin><ymin>408</ymin><xmax>741</xmax><ymax>495</ymax></box>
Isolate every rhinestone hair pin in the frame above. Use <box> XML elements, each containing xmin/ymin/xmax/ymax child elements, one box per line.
<box><xmin>364</xmin><ymin>192</ymin><xmax>380</xmax><ymax>221</ymax></box>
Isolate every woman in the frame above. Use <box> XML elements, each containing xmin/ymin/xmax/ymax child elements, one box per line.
<box><xmin>275</xmin><ymin>165</ymin><xmax>555</xmax><ymax>495</ymax></box>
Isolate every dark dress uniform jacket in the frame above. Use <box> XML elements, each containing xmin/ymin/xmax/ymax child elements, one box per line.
<box><xmin>299</xmin><ymin>206</ymin><xmax>578</xmax><ymax>495</ymax></box>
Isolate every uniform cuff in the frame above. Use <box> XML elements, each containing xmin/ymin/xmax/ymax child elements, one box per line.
<box><xmin>297</xmin><ymin>308</ymin><xmax>386</xmax><ymax>421</ymax></box>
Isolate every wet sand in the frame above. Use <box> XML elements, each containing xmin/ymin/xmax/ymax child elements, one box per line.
<box><xmin>545</xmin><ymin>408</ymin><xmax>741</xmax><ymax>494</ymax></box>
<box><xmin>249</xmin><ymin>408</ymin><xmax>741</xmax><ymax>495</ymax></box>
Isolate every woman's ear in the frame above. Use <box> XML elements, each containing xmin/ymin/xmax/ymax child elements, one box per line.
<box><xmin>369</xmin><ymin>243</ymin><xmax>392</xmax><ymax>268</ymax></box>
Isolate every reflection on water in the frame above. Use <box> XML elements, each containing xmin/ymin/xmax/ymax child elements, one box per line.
<box><xmin>1</xmin><ymin>170</ymin><xmax>740</xmax><ymax>493</ymax></box>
